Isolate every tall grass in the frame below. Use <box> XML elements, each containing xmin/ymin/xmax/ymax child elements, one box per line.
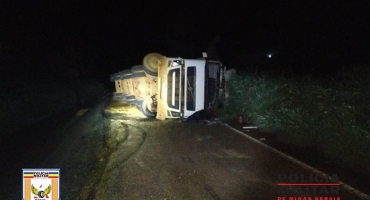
<box><xmin>223</xmin><ymin>72</ymin><xmax>370</xmax><ymax>170</ymax></box>
<box><xmin>0</xmin><ymin>77</ymin><xmax>105</xmax><ymax>133</ymax></box>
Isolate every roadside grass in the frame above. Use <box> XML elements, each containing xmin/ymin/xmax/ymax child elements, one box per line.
<box><xmin>0</xmin><ymin>77</ymin><xmax>105</xmax><ymax>133</ymax></box>
<box><xmin>221</xmin><ymin>72</ymin><xmax>370</xmax><ymax>172</ymax></box>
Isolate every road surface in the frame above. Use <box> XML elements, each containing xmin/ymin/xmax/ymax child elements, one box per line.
<box><xmin>0</xmin><ymin>98</ymin><xmax>368</xmax><ymax>199</ymax></box>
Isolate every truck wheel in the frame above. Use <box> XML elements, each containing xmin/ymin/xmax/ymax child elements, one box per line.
<box><xmin>143</xmin><ymin>53</ymin><xmax>163</xmax><ymax>77</ymax></box>
<box><xmin>114</xmin><ymin>96</ymin><xmax>126</xmax><ymax>102</ymax></box>
<box><xmin>136</xmin><ymin>99</ymin><xmax>144</xmax><ymax>112</ymax></box>
<box><xmin>141</xmin><ymin>97</ymin><xmax>156</xmax><ymax>118</ymax></box>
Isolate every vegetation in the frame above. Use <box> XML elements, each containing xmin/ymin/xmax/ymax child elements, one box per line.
<box><xmin>0</xmin><ymin>76</ymin><xmax>105</xmax><ymax>134</ymax></box>
<box><xmin>221</xmin><ymin>67</ymin><xmax>370</xmax><ymax>171</ymax></box>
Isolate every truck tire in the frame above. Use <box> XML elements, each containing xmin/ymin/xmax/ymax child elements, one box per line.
<box><xmin>131</xmin><ymin>65</ymin><xmax>146</xmax><ymax>78</ymax></box>
<box><xmin>125</xmin><ymin>95</ymin><xmax>136</xmax><ymax>105</ymax></box>
<box><xmin>114</xmin><ymin>95</ymin><xmax>126</xmax><ymax>102</ymax></box>
<box><xmin>113</xmin><ymin>92</ymin><xmax>124</xmax><ymax>98</ymax></box>
<box><xmin>142</xmin><ymin>53</ymin><xmax>163</xmax><ymax>77</ymax></box>
<box><xmin>135</xmin><ymin>99</ymin><xmax>144</xmax><ymax>112</ymax></box>
<box><xmin>141</xmin><ymin>97</ymin><xmax>156</xmax><ymax>118</ymax></box>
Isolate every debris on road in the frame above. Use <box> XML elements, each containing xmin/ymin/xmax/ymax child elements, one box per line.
<box><xmin>243</xmin><ymin>126</ymin><xmax>258</xmax><ymax>129</ymax></box>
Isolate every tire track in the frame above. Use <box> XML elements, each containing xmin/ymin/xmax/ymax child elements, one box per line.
<box><xmin>80</xmin><ymin>120</ymin><xmax>147</xmax><ymax>199</ymax></box>
<box><xmin>104</xmin><ymin>122</ymin><xmax>147</xmax><ymax>173</ymax></box>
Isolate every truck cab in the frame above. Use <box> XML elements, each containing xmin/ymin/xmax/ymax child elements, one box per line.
<box><xmin>155</xmin><ymin>55</ymin><xmax>225</xmax><ymax>120</ymax></box>
<box><xmin>110</xmin><ymin>53</ymin><xmax>226</xmax><ymax>120</ymax></box>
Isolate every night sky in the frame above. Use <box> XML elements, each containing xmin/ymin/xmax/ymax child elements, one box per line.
<box><xmin>2</xmin><ymin>0</ymin><xmax>370</xmax><ymax>82</ymax></box>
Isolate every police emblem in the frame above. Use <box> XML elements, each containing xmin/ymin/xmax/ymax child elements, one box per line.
<box><xmin>23</xmin><ymin>168</ymin><xmax>60</xmax><ymax>200</ymax></box>
<box><xmin>31</xmin><ymin>184</ymin><xmax>51</xmax><ymax>198</ymax></box>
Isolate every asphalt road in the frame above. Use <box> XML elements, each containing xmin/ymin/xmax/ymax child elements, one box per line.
<box><xmin>91</xmin><ymin>118</ymin><xmax>367</xmax><ymax>200</ymax></box>
<box><xmin>0</xmin><ymin>98</ymin><xmax>368</xmax><ymax>199</ymax></box>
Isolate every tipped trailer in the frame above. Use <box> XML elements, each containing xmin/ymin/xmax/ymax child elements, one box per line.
<box><xmin>110</xmin><ymin>52</ymin><xmax>226</xmax><ymax>120</ymax></box>
<box><xmin>110</xmin><ymin>70</ymin><xmax>136</xmax><ymax>104</ymax></box>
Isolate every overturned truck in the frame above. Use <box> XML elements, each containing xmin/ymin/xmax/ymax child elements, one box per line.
<box><xmin>110</xmin><ymin>53</ymin><xmax>226</xmax><ymax>120</ymax></box>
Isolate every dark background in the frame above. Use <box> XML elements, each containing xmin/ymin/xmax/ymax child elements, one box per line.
<box><xmin>2</xmin><ymin>0</ymin><xmax>370</xmax><ymax>85</ymax></box>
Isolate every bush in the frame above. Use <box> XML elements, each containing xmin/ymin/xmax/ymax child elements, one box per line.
<box><xmin>222</xmin><ymin>72</ymin><xmax>370</xmax><ymax>170</ymax></box>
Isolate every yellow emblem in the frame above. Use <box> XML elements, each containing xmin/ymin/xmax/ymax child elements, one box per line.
<box><xmin>31</xmin><ymin>184</ymin><xmax>51</xmax><ymax>198</ymax></box>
